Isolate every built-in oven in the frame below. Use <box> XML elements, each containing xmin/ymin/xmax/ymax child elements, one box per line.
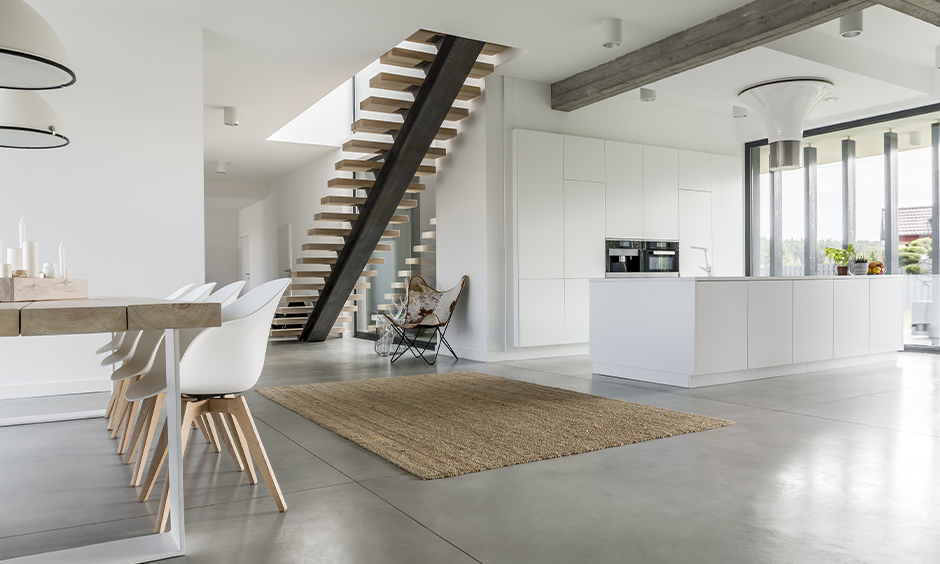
<box><xmin>606</xmin><ymin>239</ymin><xmax>643</xmax><ymax>277</ymax></box>
<box><xmin>642</xmin><ymin>241</ymin><xmax>680</xmax><ymax>276</ymax></box>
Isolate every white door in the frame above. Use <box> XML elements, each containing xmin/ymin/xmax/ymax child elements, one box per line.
<box><xmin>276</xmin><ymin>223</ymin><xmax>293</xmax><ymax>280</ymax></box>
<box><xmin>238</xmin><ymin>235</ymin><xmax>250</xmax><ymax>289</ymax></box>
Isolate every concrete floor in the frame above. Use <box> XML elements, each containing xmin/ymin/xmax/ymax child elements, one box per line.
<box><xmin>2</xmin><ymin>339</ymin><xmax>940</xmax><ymax>563</ymax></box>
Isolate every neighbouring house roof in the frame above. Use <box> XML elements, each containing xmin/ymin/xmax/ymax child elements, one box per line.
<box><xmin>881</xmin><ymin>206</ymin><xmax>932</xmax><ymax>240</ymax></box>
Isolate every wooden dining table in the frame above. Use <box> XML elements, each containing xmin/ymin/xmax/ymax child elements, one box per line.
<box><xmin>1</xmin><ymin>297</ymin><xmax>221</xmax><ymax>564</ymax></box>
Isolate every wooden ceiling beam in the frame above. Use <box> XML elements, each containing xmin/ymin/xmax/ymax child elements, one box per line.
<box><xmin>550</xmin><ymin>0</ymin><xmax>874</xmax><ymax>112</ymax></box>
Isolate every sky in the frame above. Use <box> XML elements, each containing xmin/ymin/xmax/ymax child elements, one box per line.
<box><xmin>762</xmin><ymin>146</ymin><xmax>934</xmax><ymax>242</ymax></box>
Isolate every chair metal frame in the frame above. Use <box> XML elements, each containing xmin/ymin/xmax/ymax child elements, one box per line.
<box><xmin>384</xmin><ymin>275</ymin><xmax>467</xmax><ymax>365</ymax></box>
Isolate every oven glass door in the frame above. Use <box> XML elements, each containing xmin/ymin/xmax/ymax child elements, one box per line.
<box><xmin>646</xmin><ymin>251</ymin><xmax>676</xmax><ymax>272</ymax></box>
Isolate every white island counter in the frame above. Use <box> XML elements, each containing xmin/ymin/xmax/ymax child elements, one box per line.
<box><xmin>589</xmin><ymin>276</ymin><xmax>902</xmax><ymax>388</ymax></box>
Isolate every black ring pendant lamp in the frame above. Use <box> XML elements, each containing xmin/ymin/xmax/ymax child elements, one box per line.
<box><xmin>0</xmin><ymin>0</ymin><xmax>76</xmax><ymax>149</ymax></box>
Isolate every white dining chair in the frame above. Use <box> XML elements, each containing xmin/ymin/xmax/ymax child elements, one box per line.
<box><xmin>108</xmin><ymin>283</ymin><xmax>216</xmax><ymax>444</ymax></box>
<box><xmin>127</xmin><ymin>278</ymin><xmax>291</xmax><ymax>533</ymax></box>
<box><xmin>101</xmin><ymin>283</ymin><xmax>196</xmax><ymax>422</ymax></box>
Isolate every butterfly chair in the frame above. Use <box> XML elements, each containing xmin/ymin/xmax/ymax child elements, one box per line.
<box><xmin>383</xmin><ymin>275</ymin><xmax>467</xmax><ymax>365</ymax></box>
<box><xmin>117</xmin><ymin>281</ymin><xmax>246</xmax><ymax>486</ymax></box>
<box><xmin>126</xmin><ymin>278</ymin><xmax>291</xmax><ymax>533</ymax></box>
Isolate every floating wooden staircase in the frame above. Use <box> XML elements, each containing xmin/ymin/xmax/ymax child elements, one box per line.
<box><xmin>286</xmin><ymin>30</ymin><xmax>506</xmax><ymax>341</ymax></box>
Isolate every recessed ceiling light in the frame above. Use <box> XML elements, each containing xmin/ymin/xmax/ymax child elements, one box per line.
<box><xmin>910</xmin><ymin>131</ymin><xmax>922</xmax><ymax>146</ymax></box>
<box><xmin>733</xmin><ymin>106</ymin><xmax>748</xmax><ymax>119</ymax></box>
<box><xmin>215</xmin><ymin>160</ymin><xmax>227</xmax><ymax>174</ymax></box>
<box><xmin>823</xmin><ymin>96</ymin><xmax>839</xmax><ymax>102</ymax></box>
<box><xmin>639</xmin><ymin>88</ymin><xmax>656</xmax><ymax>102</ymax></box>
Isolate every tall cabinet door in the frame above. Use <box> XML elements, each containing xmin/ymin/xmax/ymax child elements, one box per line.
<box><xmin>605</xmin><ymin>141</ymin><xmax>643</xmax><ymax>239</ymax></box>
<box><xmin>711</xmin><ymin>155</ymin><xmax>744</xmax><ymax>276</ymax></box>
<box><xmin>564</xmin><ymin>180</ymin><xmax>606</xmax><ymax>279</ymax></box>
<box><xmin>515</xmin><ymin>130</ymin><xmax>564</xmax><ymax>279</ymax></box>
<box><xmin>678</xmin><ymin>190</ymin><xmax>712</xmax><ymax>277</ymax></box>
<box><xmin>643</xmin><ymin>146</ymin><xmax>679</xmax><ymax>241</ymax></box>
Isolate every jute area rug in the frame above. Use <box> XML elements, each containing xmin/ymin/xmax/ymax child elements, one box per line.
<box><xmin>256</xmin><ymin>371</ymin><xmax>733</xmax><ymax>480</ymax></box>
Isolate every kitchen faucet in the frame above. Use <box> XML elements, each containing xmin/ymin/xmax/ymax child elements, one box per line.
<box><xmin>690</xmin><ymin>245</ymin><xmax>713</xmax><ymax>277</ymax></box>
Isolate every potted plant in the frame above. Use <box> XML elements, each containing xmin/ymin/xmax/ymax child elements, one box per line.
<box><xmin>851</xmin><ymin>252</ymin><xmax>869</xmax><ymax>276</ymax></box>
<box><xmin>824</xmin><ymin>244</ymin><xmax>855</xmax><ymax>276</ymax></box>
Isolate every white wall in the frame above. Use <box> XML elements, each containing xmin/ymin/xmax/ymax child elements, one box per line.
<box><xmin>0</xmin><ymin>6</ymin><xmax>204</xmax><ymax>399</ymax></box>
<box><xmin>205</xmin><ymin>208</ymin><xmax>239</xmax><ymax>286</ymax></box>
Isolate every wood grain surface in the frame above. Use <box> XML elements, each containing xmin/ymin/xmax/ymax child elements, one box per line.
<box><xmin>128</xmin><ymin>301</ymin><xmax>221</xmax><ymax>331</ymax></box>
<box><xmin>14</xmin><ymin>297</ymin><xmax>222</xmax><ymax>336</ymax></box>
<box><xmin>0</xmin><ymin>302</ymin><xmax>27</xmax><ymax>336</ymax></box>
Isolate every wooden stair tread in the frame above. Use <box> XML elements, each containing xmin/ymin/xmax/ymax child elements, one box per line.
<box><xmin>270</xmin><ymin>328</ymin><xmax>303</xmax><ymax>337</ymax></box>
<box><xmin>381</xmin><ymin>47</ymin><xmax>494</xmax><ymax>79</ymax></box>
<box><xmin>276</xmin><ymin>305</ymin><xmax>356</xmax><ymax>315</ymax></box>
<box><xmin>383</xmin><ymin>293</ymin><xmax>405</xmax><ymax>300</ymax></box>
<box><xmin>422</xmin><ymin>231</ymin><xmax>437</xmax><ymax>239</ymax></box>
<box><xmin>293</xmin><ymin>282</ymin><xmax>371</xmax><ymax>291</ymax></box>
<box><xmin>335</xmin><ymin>158</ymin><xmax>437</xmax><ymax>176</ymax></box>
<box><xmin>302</xmin><ymin>241</ymin><xmax>393</xmax><ymax>252</ymax></box>
<box><xmin>308</xmin><ymin>227</ymin><xmax>399</xmax><ymax>238</ymax></box>
<box><xmin>391</xmin><ymin>282</ymin><xmax>407</xmax><ymax>289</ymax></box>
<box><xmin>370</xmin><ymin>72</ymin><xmax>481</xmax><ymax>101</ymax></box>
<box><xmin>321</xmin><ymin>195</ymin><xmax>418</xmax><ymax>209</ymax></box>
<box><xmin>297</xmin><ymin>256</ymin><xmax>384</xmax><ymax>265</ymax></box>
<box><xmin>406</xmin><ymin>257</ymin><xmax>435</xmax><ymax>265</ymax></box>
<box><xmin>328</xmin><ymin>178</ymin><xmax>426</xmax><ymax>193</ymax></box>
<box><xmin>359</xmin><ymin>96</ymin><xmax>468</xmax><ymax>123</ymax></box>
<box><xmin>413</xmin><ymin>245</ymin><xmax>435</xmax><ymax>252</ymax></box>
<box><xmin>406</xmin><ymin>29</ymin><xmax>509</xmax><ymax>57</ymax></box>
<box><xmin>430</xmin><ymin>218</ymin><xmax>437</xmax><ymax>225</ymax></box>
<box><xmin>293</xmin><ymin>270</ymin><xmax>378</xmax><ymax>278</ymax></box>
<box><xmin>314</xmin><ymin>212</ymin><xmax>409</xmax><ymax>224</ymax></box>
<box><xmin>342</xmin><ymin>139</ymin><xmax>446</xmax><ymax>159</ymax></box>
<box><xmin>351</xmin><ymin>119</ymin><xmax>456</xmax><ymax>141</ymax></box>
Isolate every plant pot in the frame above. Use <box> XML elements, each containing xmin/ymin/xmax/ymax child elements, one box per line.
<box><xmin>851</xmin><ymin>263</ymin><xmax>868</xmax><ymax>276</ymax></box>
<box><xmin>837</xmin><ymin>266</ymin><xmax>849</xmax><ymax>276</ymax></box>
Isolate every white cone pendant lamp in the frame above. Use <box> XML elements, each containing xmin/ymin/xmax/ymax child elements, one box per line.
<box><xmin>738</xmin><ymin>78</ymin><xmax>833</xmax><ymax>170</ymax></box>
<box><xmin>0</xmin><ymin>89</ymin><xmax>68</xmax><ymax>148</ymax></box>
<box><xmin>0</xmin><ymin>0</ymin><xmax>75</xmax><ymax>90</ymax></box>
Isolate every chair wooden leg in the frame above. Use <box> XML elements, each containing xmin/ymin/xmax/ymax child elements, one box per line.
<box><xmin>203</xmin><ymin>414</ymin><xmax>222</xmax><ymax>452</ymax></box>
<box><xmin>211</xmin><ymin>412</ymin><xmax>243</xmax><ymax>471</ymax></box>
<box><xmin>155</xmin><ymin>400</ymin><xmax>203</xmax><ymax>534</ymax></box>
<box><xmin>104</xmin><ymin>381</ymin><xmax>120</xmax><ymax>419</ymax></box>
<box><xmin>117</xmin><ymin>398</ymin><xmax>140</xmax><ymax>455</ymax></box>
<box><xmin>123</xmin><ymin>396</ymin><xmax>155</xmax><ymax>464</ymax></box>
<box><xmin>226</xmin><ymin>396</ymin><xmax>287</xmax><ymax>511</ymax></box>
<box><xmin>111</xmin><ymin>391</ymin><xmax>131</xmax><ymax>439</ymax></box>
<box><xmin>107</xmin><ymin>379</ymin><xmax>129</xmax><ymax>431</ymax></box>
<box><xmin>131</xmin><ymin>393</ymin><xmax>165</xmax><ymax>487</ymax></box>
<box><xmin>195</xmin><ymin>414</ymin><xmax>212</xmax><ymax>444</ymax></box>
<box><xmin>225</xmin><ymin>412</ymin><xmax>256</xmax><ymax>483</ymax></box>
<box><xmin>139</xmin><ymin>421</ymin><xmax>168</xmax><ymax>502</ymax></box>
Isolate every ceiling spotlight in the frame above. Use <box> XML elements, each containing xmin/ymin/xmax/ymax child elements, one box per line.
<box><xmin>602</xmin><ymin>18</ymin><xmax>622</xmax><ymax>49</ymax></box>
<box><xmin>733</xmin><ymin>105</ymin><xmax>748</xmax><ymax>119</ymax></box>
<box><xmin>910</xmin><ymin>131</ymin><xmax>922</xmax><ymax>146</ymax></box>
<box><xmin>639</xmin><ymin>88</ymin><xmax>656</xmax><ymax>102</ymax></box>
<box><xmin>223</xmin><ymin>106</ymin><xmax>239</xmax><ymax>126</ymax></box>
<box><xmin>215</xmin><ymin>160</ymin><xmax>226</xmax><ymax>174</ymax></box>
<box><xmin>935</xmin><ymin>46</ymin><xmax>940</xmax><ymax>69</ymax></box>
<box><xmin>840</xmin><ymin>11</ymin><xmax>863</xmax><ymax>38</ymax></box>
<box><xmin>0</xmin><ymin>0</ymin><xmax>76</xmax><ymax>89</ymax></box>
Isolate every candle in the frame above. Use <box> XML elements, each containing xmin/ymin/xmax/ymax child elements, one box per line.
<box><xmin>23</xmin><ymin>241</ymin><xmax>39</xmax><ymax>278</ymax></box>
<box><xmin>6</xmin><ymin>248</ymin><xmax>22</xmax><ymax>271</ymax></box>
<box><xmin>19</xmin><ymin>217</ymin><xmax>25</xmax><ymax>248</ymax></box>
<box><xmin>58</xmin><ymin>242</ymin><xmax>65</xmax><ymax>279</ymax></box>
<box><xmin>1</xmin><ymin>264</ymin><xmax>11</xmax><ymax>278</ymax></box>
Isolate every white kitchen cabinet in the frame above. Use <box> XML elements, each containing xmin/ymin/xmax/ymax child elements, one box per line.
<box><xmin>643</xmin><ymin>146</ymin><xmax>679</xmax><ymax>241</ymax></box>
<box><xmin>678</xmin><ymin>190</ymin><xmax>712</xmax><ymax>277</ymax></box>
<box><xmin>869</xmin><ymin>276</ymin><xmax>902</xmax><ymax>354</ymax></box>
<box><xmin>833</xmin><ymin>278</ymin><xmax>870</xmax><ymax>358</ymax></box>
<box><xmin>748</xmin><ymin>280</ymin><xmax>793</xmax><ymax>369</ymax></box>
<box><xmin>564</xmin><ymin>135</ymin><xmax>605</xmax><ymax>183</ymax></box>
<box><xmin>564</xmin><ymin>279</ymin><xmax>590</xmax><ymax>343</ymax></box>
<box><xmin>604</xmin><ymin>141</ymin><xmax>644</xmax><ymax>239</ymax></box>
<box><xmin>515</xmin><ymin>130</ymin><xmax>564</xmax><ymax>279</ymax></box>
<box><xmin>694</xmin><ymin>281</ymin><xmax>747</xmax><ymax>375</ymax></box>
<box><xmin>711</xmin><ymin>155</ymin><xmax>744</xmax><ymax>277</ymax></box>
<box><xmin>518</xmin><ymin>279</ymin><xmax>565</xmax><ymax>347</ymax></box>
<box><xmin>678</xmin><ymin>150</ymin><xmax>712</xmax><ymax>192</ymax></box>
<box><xmin>792</xmin><ymin>279</ymin><xmax>834</xmax><ymax>363</ymax></box>
<box><xmin>564</xmin><ymin>180</ymin><xmax>606</xmax><ymax>279</ymax></box>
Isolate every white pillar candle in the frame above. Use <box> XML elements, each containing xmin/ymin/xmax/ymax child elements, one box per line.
<box><xmin>58</xmin><ymin>242</ymin><xmax>65</xmax><ymax>278</ymax></box>
<box><xmin>23</xmin><ymin>241</ymin><xmax>39</xmax><ymax>278</ymax></box>
<box><xmin>6</xmin><ymin>248</ymin><xmax>22</xmax><ymax>271</ymax></box>
<box><xmin>1</xmin><ymin>264</ymin><xmax>11</xmax><ymax>278</ymax></box>
<box><xmin>19</xmin><ymin>217</ymin><xmax>25</xmax><ymax>248</ymax></box>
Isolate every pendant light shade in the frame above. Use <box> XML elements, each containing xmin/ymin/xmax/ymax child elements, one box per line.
<box><xmin>0</xmin><ymin>0</ymin><xmax>75</xmax><ymax>90</ymax></box>
<box><xmin>0</xmin><ymin>89</ymin><xmax>68</xmax><ymax>148</ymax></box>
<box><xmin>738</xmin><ymin>78</ymin><xmax>833</xmax><ymax>171</ymax></box>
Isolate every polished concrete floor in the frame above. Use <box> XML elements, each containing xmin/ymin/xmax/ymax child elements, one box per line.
<box><xmin>3</xmin><ymin>340</ymin><xmax>940</xmax><ymax>563</ymax></box>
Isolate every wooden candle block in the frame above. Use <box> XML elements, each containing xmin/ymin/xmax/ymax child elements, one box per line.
<box><xmin>0</xmin><ymin>278</ymin><xmax>88</xmax><ymax>302</ymax></box>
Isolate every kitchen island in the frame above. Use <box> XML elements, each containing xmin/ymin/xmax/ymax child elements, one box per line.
<box><xmin>589</xmin><ymin>276</ymin><xmax>902</xmax><ymax>388</ymax></box>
